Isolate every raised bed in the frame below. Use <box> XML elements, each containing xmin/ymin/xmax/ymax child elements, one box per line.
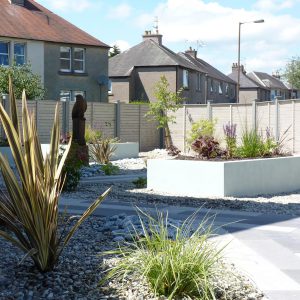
<box><xmin>147</xmin><ymin>156</ymin><xmax>300</xmax><ymax>197</ymax></box>
<box><xmin>1</xmin><ymin>142</ymin><xmax>139</xmax><ymax>166</ymax></box>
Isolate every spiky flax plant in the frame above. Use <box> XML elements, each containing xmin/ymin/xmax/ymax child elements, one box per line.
<box><xmin>0</xmin><ymin>78</ymin><xmax>110</xmax><ymax>272</ymax></box>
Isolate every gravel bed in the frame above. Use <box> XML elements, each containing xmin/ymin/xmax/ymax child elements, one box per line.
<box><xmin>0</xmin><ymin>214</ymin><xmax>263</xmax><ymax>300</ymax></box>
<box><xmin>62</xmin><ymin>181</ymin><xmax>300</xmax><ymax>216</ymax></box>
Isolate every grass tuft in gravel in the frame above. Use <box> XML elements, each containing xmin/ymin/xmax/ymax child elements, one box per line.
<box><xmin>101</xmin><ymin>208</ymin><xmax>226</xmax><ymax>300</ymax></box>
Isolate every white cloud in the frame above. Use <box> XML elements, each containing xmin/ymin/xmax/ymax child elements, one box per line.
<box><xmin>110</xmin><ymin>40</ymin><xmax>131</xmax><ymax>52</ymax></box>
<box><xmin>135</xmin><ymin>0</ymin><xmax>300</xmax><ymax>73</ymax></box>
<box><xmin>254</xmin><ymin>0</ymin><xmax>296</xmax><ymax>11</ymax></box>
<box><xmin>42</xmin><ymin>0</ymin><xmax>92</xmax><ymax>12</ymax></box>
<box><xmin>108</xmin><ymin>3</ymin><xmax>132</xmax><ymax>19</ymax></box>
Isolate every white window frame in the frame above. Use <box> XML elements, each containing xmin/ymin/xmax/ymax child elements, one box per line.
<box><xmin>60</xmin><ymin>90</ymin><xmax>71</xmax><ymax>102</ymax></box>
<box><xmin>60</xmin><ymin>47</ymin><xmax>71</xmax><ymax>72</ymax></box>
<box><xmin>14</xmin><ymin>43</ymin><xmax>26</xmax><ymax>65</ymax></box>
<box><xmin>0</xmin><ymin>41</ymin><xmax>10</xmax><ymax>66</ymax></box>
<box><xmin>74</xmin><ymin>48</ymin><xmax>85</xmax><ymax>73</ymax></box>
<box><xmin>183</xmin><ymin>69</ymin><xmax>189</xmax><ymax>88</ymax></box>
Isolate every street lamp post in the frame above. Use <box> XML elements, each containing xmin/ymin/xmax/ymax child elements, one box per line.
<box><xmin>237</xmin><ymin>19</ymin><xmax>264</xmax><ymax>103</ymax></box>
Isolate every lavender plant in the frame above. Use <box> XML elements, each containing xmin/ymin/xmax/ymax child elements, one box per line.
<box><xmin>223</xmin><ymin>122</ymin><xmax>237</xmax><ymax>158</ymax></box>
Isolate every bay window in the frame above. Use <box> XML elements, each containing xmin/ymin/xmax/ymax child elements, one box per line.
<box><xmin>0</xmin><ymin>42</ymin><xmax>9</xmax><ymax>66</ymax></box>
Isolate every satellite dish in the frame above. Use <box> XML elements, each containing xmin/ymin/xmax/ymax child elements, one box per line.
<box><xmin>98</xmin><ymin>75</ymin><xmax>109</xmax><ymax>86</ymax></box>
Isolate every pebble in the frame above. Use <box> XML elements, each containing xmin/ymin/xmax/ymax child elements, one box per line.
<box><xmin>0</xmin><ymin>213</ymin><xmax>264</xmax><ymax>300</ymax></box>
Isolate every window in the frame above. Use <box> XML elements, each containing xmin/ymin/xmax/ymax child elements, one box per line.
<box><xmin>183</xmin><ymin>69</ymin><xmax>189</xmax><ymax>88</ymax></box>
<box><xmin>225</xmin><ymin>84</ymin><xmax>229</xmax><ymax>97</ymax></box>
<box><xmin>0</xmin><ymin>42</ymin><xmax>9</xmax><ymax>66</ymax></box>
<box><xmin>73</xmin><ymin>90</ymin><xmax>85</xmax><ymax>101</ymax></box>
<box><xmin>60</xmin><ymin>90</ymin><xmax>86</xmax><ymax>102</ymax></box>
<box><xmin>74</xmin><ymin>48</ymin><xmax>85</xmax><ymax>73</ymax></box>
<box><xmin>60</xmin><ymin>47</ymin><xmax>71</xmax><ymax>72</ymax></box>
<box><xmin>60</xmin><ymin>90</ymin><xmax>71</xmax><ymax>102</ymax></box>
<box><xmin>108</xmin><ymin>79</ymin><xmax>112</xmax><ymax>94</ymax></box>
<box><xmin>219</xmin><ymin>82</ymin><xmax>223</xmax><ymax>94</ymax></box>
<box><xmin>197</xmin><ymin>73</ymin><xmax>201</xmax><ymax>91</ymax></box>
<box><xmin>210</xmin><ymin>80</ymin><xmax>214</xmax><ymax>93</ymax></box>
<box><xmin>14</xmin><ymin>43</ymin><xmax>25</xmax><ymax>65</ymax></box>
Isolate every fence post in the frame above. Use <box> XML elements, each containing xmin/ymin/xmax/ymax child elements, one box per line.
<box><xmin>252</xmin><ymin>99</ymin><xmax>257</xmax><ymax>131</ymax></box>
<box><xmin>1</xmin><ymin>94</ymin><xmax>8</xmax><ymax>139</ymax></box>
<box><xmin>62</xmin><ymin>101</ymin><xmax>67</xmax><ymax>135</ymax></box>
<box><xmin>207</xmin><ymin>100</ymin><xmax>212</xmax><ymax>120</ymax></box>
<box><xmin>230</xmin><ymin>104</ymin><xmax>233</xmax><ymax>125</ymax></box>
<box><xmin>90</xmin><ymin>102</ymin><xmax>94</xmax><ymax>128</ymax></box>
<box><xmin>115</xmin><ymin>100</ymin><xmax>121</xmax><ymax>139</ymax></box>
<box><xmin>35</xmin><ymin>101</ymin><xmax>39</xmax><ymax>131</ymax></box>
<box><xmin>292</xmin><ymin>100</ymin><xmax>295</xmax><ymax>153</ymax></box>
<box><xmin>138</xmin><ymin>105</ymin><xmax>141</xmax><ymax>151</ymax></box>
<box><xmin>275</xmin><ymin>97</ymin><xmax>280</xmax><ymax>142</ymax></box>
<box><xmin>183</xmin><ymin>105</ymin><xmax>186</xmax><ymax>153</ymax></box>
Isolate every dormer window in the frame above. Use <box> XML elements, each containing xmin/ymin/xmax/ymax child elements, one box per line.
<box><xmin>0</xmin><ymin>42</ymin><xmax>9</xmax><ymax>66</ymax></box>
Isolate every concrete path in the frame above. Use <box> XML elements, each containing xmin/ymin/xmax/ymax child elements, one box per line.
<box><xmin>60</xmin><ymin>175</ymin><xmax>300</xmax><ymax>300</ymax></box>
<box><xmin>80</xmin><ymin>172</ymin><xmax>146</xmax><ymax>184</ymax></box>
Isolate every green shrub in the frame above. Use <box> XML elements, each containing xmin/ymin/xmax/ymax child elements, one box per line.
<box><xmin>0</xmin><ymin>77</ymin><xmax>110</xmax><ymax>272</ymax></box>
<box><xmin>132</xmin><ymin>177</ymin><xmax>147</xmax><ymax>188</ymax></box>
<box><xmin>187</xmin><ymin>119</ymin><xmax>217</xmax><ymax>146</ymax></box>
<box><xmin>60</xmin><ymin>144</ymin><xmax>84</xmax><ymax>192</ymax></box>
<box><xmin>102</xmin><ymin>209</ymin><xmax>223</xmax><ymax>299</ymax></box>
<box><xmin>102</xmin><ymin>162</ymin><xmax>119</xmax><ymax>175</ymax></box>
<box><xmin>235</xmin><ymin>129</ymin><xmax>264</xmax><ymax>158</ymax></box>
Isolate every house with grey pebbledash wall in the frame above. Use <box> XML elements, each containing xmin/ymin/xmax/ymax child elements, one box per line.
<box><xmin>109</xmin><ymin>31</ymin><xmax>237</xmax><ymax>104</ymax></box>
<box><xmin>0</xmin><ymin>0</ymin><xmax>109</xmax><ymax>102</ymax></box>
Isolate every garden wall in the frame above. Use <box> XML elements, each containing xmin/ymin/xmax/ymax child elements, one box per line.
<box><xmin>0</xmin><ymin>99</ymin><xmax>160</xmax><ymax>152</ymax></box>
<box><xmin>169</xmin><ymin>99</ymin><xmax>300</xmax><ymax>154</ymax></box>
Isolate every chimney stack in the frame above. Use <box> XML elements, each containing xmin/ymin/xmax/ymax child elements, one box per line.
<box><xmin>185</xmin><ymin>47</ymin><xmax>197</xmax><ymax>59</ymax></box>
<box><xmin>272</xmin><ymin>71</ymin><xmax>281</xmax><ymax>80</ymax></box>
<box><xmin>142</xmin><ymin>30</ymin><xmax>163</xmax><ymax>46</ymax></box>
<box><xmin>232</xmin><ymin>63</ymin><xmax>246</xmax><ymax>74</ymax></box>
<box><xmin>9</xmin><ymin>0</ymin><xmax>25</xmax><ymax>6</ymax></box>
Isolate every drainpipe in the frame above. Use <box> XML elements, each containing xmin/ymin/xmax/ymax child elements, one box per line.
<box><xmin>204</xmin><ymin>73</ymin><xmax>208</xmax><ymax>104</ymax></box>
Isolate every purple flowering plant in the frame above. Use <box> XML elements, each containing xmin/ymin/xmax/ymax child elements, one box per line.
<box><xmin>223</xmin><ymin>122</ymin><xmax>237</xmax><ymax>158</ymax></box>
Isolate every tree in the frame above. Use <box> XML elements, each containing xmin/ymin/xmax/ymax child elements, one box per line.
<box><xmin>109</xmin><ymin>45</ymin><xmax>121</xmax><ymax>58</ymax></box>
<box><xmin>0</xmin><ymin>64</ymin><xmax>44</xmax><ymax>99</ymax></box>
<box><xmin>146</xmin><ymin>75</ymin><xmax>184</xmax><ymax>148</ymax></box>
<box><xmin>284</xmin><ymin>57</ymin><xmax>300</xmax><ymax>90</ymax></box>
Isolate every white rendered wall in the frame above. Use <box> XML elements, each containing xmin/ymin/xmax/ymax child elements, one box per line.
<box><xmin>147</xmin><ymin>159</ymin><xmax>225</xmax><ymax>197</ymax></box>
<box><xmin>147</xmin><ymin>157</ymin><xmax>300</xmax><ymax>197</ymax></box>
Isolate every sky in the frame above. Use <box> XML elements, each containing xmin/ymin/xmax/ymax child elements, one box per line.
<box><xmin>38</xmin><ymin>0</ymin><xmax>300</xmax><ymax>75</ymax></box>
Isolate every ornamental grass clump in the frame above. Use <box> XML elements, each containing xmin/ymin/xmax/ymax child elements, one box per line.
<box><xmin>0</xmin><ymin>78</ymin><xmax>111</xmax><ymax>272</ymax></box>
<box><xmin>89</xmin><ymin>136</ymin><xmax>118</xmax><ymax>164</ymax></box>
<box><xmin>223</xmin><ymin>122</ymin><xmax>237</xmax><ymax>158</ymax></box>
<box><xmin>102</xmin><ymin>209</ymin><xmax>224</xmax><ymax>299</ymax></box>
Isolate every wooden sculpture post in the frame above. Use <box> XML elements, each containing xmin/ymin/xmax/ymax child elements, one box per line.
<box><xmin>71</xmin><ymin>95</ymin><xmax>89</xmax><ymax>164</ymax></box>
